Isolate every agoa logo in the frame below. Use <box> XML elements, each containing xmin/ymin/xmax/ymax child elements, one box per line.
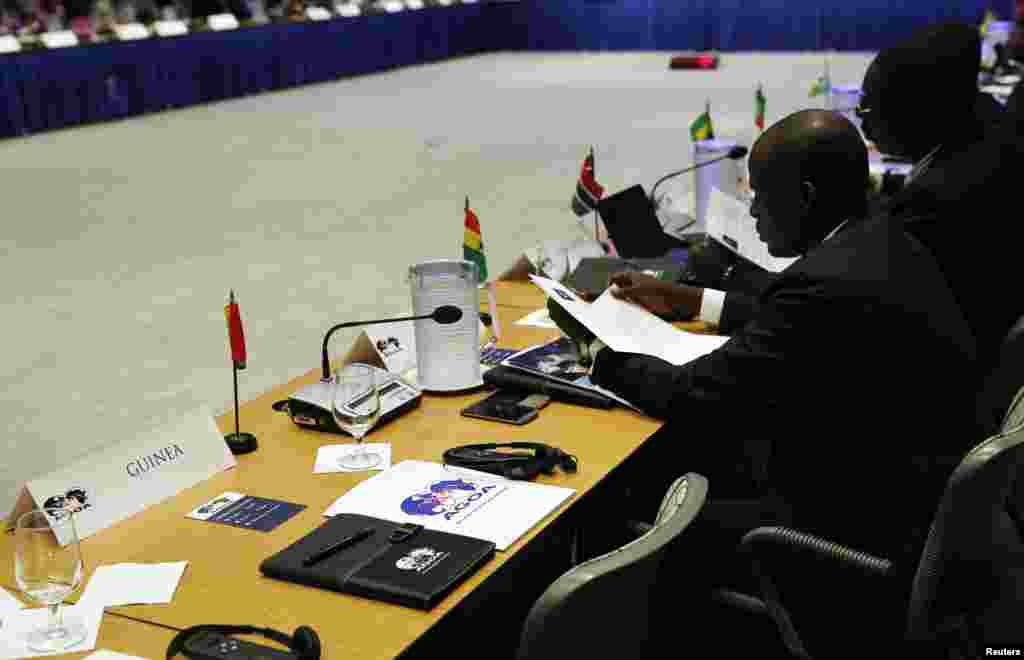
<box><xmin>399</xmin><ymin>478</ymin><xmax>499</xmax><ymax>521</ymax></box>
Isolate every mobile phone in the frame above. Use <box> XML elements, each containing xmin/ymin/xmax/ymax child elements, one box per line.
<box><xmin>460</xmin><ymin>391</ymin><xmax>543</xmax><ymax>425</ymax></box>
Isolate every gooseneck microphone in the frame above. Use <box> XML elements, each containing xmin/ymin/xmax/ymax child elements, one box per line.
<box><xmin>648</xmin><ymin>145</ymin><xmax>750</xmax><ymax>207</ymax></box>
<box><xmin>320</xmin><ymin>305</ymin><xmax>463</xmax><ymax>381</ymax></box>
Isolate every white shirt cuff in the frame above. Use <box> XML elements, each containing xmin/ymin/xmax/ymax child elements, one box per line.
<box><xmin>697</xmin><ymin>288</ymin><xmax>726</xmax><ymax>325</ymax></box>
<box><xmin>587</xmin><ymin>338</ymin><xmax>607</xmax><ymax>376</ymax></box>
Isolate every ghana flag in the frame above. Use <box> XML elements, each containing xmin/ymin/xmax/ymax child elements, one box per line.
<box><xmin>755</xmin><ymin>84</ymin><xmax>766</xmax><ymax>131</ymax></box>
<box><xmin>463</xmin><ymin>197</ymin><xmax>488</xmax><ymax>282</ymax></box>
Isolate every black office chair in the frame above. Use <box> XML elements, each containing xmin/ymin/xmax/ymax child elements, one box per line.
<box><xmin>977</xmin><ymin>313</ymin><xmax>1024</xmax><ymax>436</ymax></box>
<box><xmin>515</xmin><ymin>473</ymin><xmax>708</xmax><ymax>660</ymax></box>
<box><xmin>717</xmin><ymin>388</ymin><xmax>1024</xmax><ymax>658</ymax></box>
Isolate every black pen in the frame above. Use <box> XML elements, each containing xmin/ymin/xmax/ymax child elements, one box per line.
<box><xmin>302</xmin><ymin>528</ymin><xmax>375</xmax><ymax>567</ymax></box>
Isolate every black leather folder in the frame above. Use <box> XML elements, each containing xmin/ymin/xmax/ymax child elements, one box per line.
<box><xmin>260</xmin><ymin>513</ymin><xmax>495</xmax><ymax>610</ymax></box>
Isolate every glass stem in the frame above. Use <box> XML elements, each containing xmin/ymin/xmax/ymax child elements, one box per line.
<box><xmin>48</xmin><ymin>603</ymin><xmax>62</xmax><ymax>631</ymax></box>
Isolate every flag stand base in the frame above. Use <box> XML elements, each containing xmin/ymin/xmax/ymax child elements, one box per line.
<box><xmin>225</xmin><ymin>432</ymin><xmax>258</xmax><ymax>455</ymax></box>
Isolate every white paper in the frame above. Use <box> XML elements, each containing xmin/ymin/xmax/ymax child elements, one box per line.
<box><xmin>153</xmin><ymin>20</ymin><xmax>188</xmax><ymax>36</ymax></box>
<box><xmin>113</xmin><ymin>23</ymin><xmax>150</xmax><ymax>40</ymax></box>
<box><xmin>15</xmin><ymin>407</ymin><xmax>236</xmax><ymax>546</ymax></box>
<box><xmin>405</xmin><ymin>0</ymin><xmax>424</xmax><ymax>8</ymax></box>
<box><xmin>314</xmin><ymin>443</ymin><xmax>391</xmax><ymax>473</ymax></box>
<box><xmin>0</xmin><ymin>35</ymin><xmax>22</xmax><ymax>54</ymax></box>
<box><xmin>40</xmin><ymin>30</ymin><xmax>78</xmax><ymax>48</ymax></box>
<box><xmin>516</xmin><ymin>308</ymin><xmax>558</xmax><ymax>329</ymax></box>
<box><xmin>382</xmin><ymin>0</ymin><xmax>404</xmax><ymax>12</ymax></box>
<box><xmin>207</xmin><ymin>13</ymin><xmax>239</xmax><ymax>30</ymax></box>
<box><xmin>80</xmin><ymin>562</ymin><xmax>188</xmax><ymax>608</ymax></box>
<box><xmin>85</xmin><ymin>651</ymin><xmax>147</xmax><ymax>660</ymax></box>
<box><xmin>530</xmin><ymin>275</ymin><xmax>728</xmax><ymax>366</ymax></box>
<box><xmin>705</xmin><ymin>187</ymin><xmax>797</xmax><ymax>273</ymax></box>
<box><xmin>324</xmin><ymin>460</ymin><xmax>575</xmax><ymax>551</ymax></box>
<box><xmin>0</xmin><ymin>603</ymin><xmax>103</xmax><ymax>659</ymax></box>
<box><xmin>336</xmin><ymin>3</ymin><xmax>361</xmax><ymax>16</ymax></box>
<box><xmin>981</xmin><ymin>84</ymin><xmax>1015</xmax><ymax>97</ymax></box>
<box><xmin>994</xmin><ymin>73</ymin><xmax>1022</xmax><ymax>85</ymax></box>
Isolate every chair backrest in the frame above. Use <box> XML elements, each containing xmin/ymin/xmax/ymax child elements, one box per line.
<box><xmin>906</xmin><ymin>386</ymin><xmax>1024</xmax><ymax>648</ymax></box>
<box><xmin>515</xmin><ymin>473</ymin><xmax>708</xmax><ymax>660</ymax></box>
<box><xmin>976</xmin><ymin>313</ymin><xmax>1024</xmax><ymax>436</ymax></box>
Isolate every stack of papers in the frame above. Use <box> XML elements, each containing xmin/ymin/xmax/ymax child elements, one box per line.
<box><xmin>324</xmin><ymin>460</ymin><xmax>575</xmax><ymax>551</ymax></box>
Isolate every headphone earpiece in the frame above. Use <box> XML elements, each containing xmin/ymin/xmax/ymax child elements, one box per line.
<box><xmin>291</xmin><ymin>626</ymin><xmax>321</xmax><ymax>660</ymax></box>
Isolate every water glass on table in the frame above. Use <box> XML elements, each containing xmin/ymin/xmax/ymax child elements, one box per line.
<box><xmin>13</xmin><ymin>508</ymin><xmax>86</xmax><ymax>652</ymax></box>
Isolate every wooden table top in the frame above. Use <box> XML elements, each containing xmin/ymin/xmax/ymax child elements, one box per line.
<box><xmin>1</xmin><ymin>290</ymin><xmax>667</xmax><ymax>659</ymax></box>
<box><xmin>1</xmin><ymin>281</ymin><xmax>722</xmax><ymax>659</ymax></box>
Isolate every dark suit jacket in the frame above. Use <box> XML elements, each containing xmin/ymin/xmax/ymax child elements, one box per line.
<box><xmin>882</xmin><ymin>129</ymin><xmax>1024</xmax><ymax>379</ymax></box>
<box><xmin>592</xmin><ymin>214</ymin><xmax>979</xmax><ymax>556</ymax></box>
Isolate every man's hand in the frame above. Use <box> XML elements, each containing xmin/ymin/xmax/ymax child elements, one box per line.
<box><xmin>608</xmin><ymin>272</ymin><xmax>703</xmax><ymax>319</ymax></box>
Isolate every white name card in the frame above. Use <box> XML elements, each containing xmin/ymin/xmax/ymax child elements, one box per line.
<box><xmin>8</xmin><ymin>408</ymin><xmax>236</xmax><ymax>546</ymax></box>
<box><xmin>336</xmin><ymin>3</ymin><xmax>361</xmax><ymax>16</ymax></box>
<box><xmin>41</xmin><ymin>30</ymin><xmax>78</xmax><ymax>49</ymax></box>
<box><xmin>114</xmin><ymin>23</ymin><xmax>151</xmax><ymax>40</ymax></box>
<box><xmin>382</xmin><ymin>0</ymin><xmax>404</xmax><ymax>12</ymax></box>
<box><xmin>305</xmin><ymin>6</ymin><xmax>332</xmax><ymax>20</ymax></box>
<box><xmin>405</xmin><ymin>0</ymin><xmax>424</xmax><ymax>9</ymax></box>
<box><xmin>153</xmin><ymin>20</ymin><xmax>189</xmax><ymax>36</ymax></box>
<box><xmin>0</xmin><ymin>35</ymin><xmax>21</xmax><ymax>54</ymax></box>
<box><xmin>208</xmin><ymin>13</ymin><xmax>239</xmax><ymax>31</ymax></box>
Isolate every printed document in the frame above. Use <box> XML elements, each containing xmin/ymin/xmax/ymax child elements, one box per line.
<box><xmin>530</xmin><ymin>275</ymin><xmax>728</xmax><ymax>366</ymax></box>
<box><xmin>324</xmin><ymin>460</ymin><xmax>575</xmax><ymax>551</ymax></box>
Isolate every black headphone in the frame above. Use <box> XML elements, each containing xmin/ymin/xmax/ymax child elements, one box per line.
<box><xmin>167</xmin><ymin>625</ymin><xmax>321</xmax><ymax>660</ymax></box>
<box><xmin>442</xmin><ymin>442</ymin><xmax>578</xmax><ymax>480</ymax></box>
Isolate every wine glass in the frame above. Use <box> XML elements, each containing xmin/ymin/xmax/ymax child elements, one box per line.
<box><xmin>14</xmin><ymin>508</ymin><xmax>87</xmax><ymax>652</ymax></box>
<box><xmin>332</xmin><ymin>363</ymin><xmax>382</xmax><ymax>470</ymax></box>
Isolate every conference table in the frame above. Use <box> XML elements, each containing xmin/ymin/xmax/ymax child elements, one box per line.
<box><xmin>1</xmin><ymin>280</ymin><xmax>707</xmax><ymax>658</ymax></box>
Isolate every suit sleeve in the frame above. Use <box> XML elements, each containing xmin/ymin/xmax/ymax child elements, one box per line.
<box><xmin>591</xmin><ymin>275</ymin><xmax>828</xmax><ymax>422</ymax></box>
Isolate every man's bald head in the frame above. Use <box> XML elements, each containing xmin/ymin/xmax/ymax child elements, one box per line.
<box><xmin>861</xmin><ymin>22</ymin><xmax>980</xmax><ymax>158</ymax></box>
<box><xmin>748</xmin><ymin>110</ymin><xmax>868</xmax><ymax>256</ymax></box>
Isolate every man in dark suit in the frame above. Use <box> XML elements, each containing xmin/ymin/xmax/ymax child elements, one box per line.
<box><xmin>557</xmin><ymin>111</ymin><xmax>978</xmax><ymax>566</ymax></box>
<box><xmin>860</xmin><ymin>22</ymin><xmax>1024</xmax><ymax>388</ymax></box>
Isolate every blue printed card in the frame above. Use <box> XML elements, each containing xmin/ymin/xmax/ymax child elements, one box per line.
<box><xmin>187</xmin><ymin>492</ymin><xmax>305</xmax><ymax>532</ymax></box>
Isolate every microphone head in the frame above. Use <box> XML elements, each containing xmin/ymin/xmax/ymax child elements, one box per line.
<box><xmin>728</xmin><ymin>146</ymin><xmax>749</xmax><ymax>159</ymax></box>
<box><xmin>432</xmin><ymin>305</ymin><xmax>463</xmax><ymax>324</ymax></box>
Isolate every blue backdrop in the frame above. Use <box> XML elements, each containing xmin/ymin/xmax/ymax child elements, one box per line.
<box><xmin>0</xmin><ymin>1</ymin><xmax>1013</xmax><ymax>138</ymax></box>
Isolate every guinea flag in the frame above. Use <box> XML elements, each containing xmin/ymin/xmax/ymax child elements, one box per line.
<box><xmin>225</xmin><ymin>290</ymin><xmax>247</xmax><ymax>370</ymax></box>
<box><xmin>463</xmin><ymin>197</ymin><xmax>488</xmax><ymax>283</ymax></box>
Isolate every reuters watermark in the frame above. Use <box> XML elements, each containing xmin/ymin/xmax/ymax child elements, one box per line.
<box><xmin>985</xmin><ymin>648</ymin><xmax>1023</xmax><ymax>657</ymax></box>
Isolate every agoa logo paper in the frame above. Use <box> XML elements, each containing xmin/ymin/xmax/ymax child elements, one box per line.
<box><xmin>399</xmin><ymin>478</ymin><xmax>505</xmax><ymax>522</ymax></box>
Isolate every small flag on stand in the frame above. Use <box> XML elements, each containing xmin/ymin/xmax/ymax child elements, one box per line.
<box><xmin>223</xmin><ymin>290</ymin><xmax>257</xmax><ymax>455</ymax></box>
<box><xmin>755</xmin><ymin>84</ymin><xmax>766</xmax><ymax>131</ymax></box>
<box><xmin>570</xmin><ymin>147</ymin><xmax>605</xmax><ymax>217</ymax></box>
<box><xmin>980</xmin><ymin>9</ymin><xmax>997</xmax><ymax>37</ymax></box>
<box><xmin>225</xmin><ymin>291</ymin><xmax>246</xmax><ymax>370</ymax></box>
<box><xmin>809</xmin><ymin>56</ymin><xmax>831</xmax><ymax>98</ymax></box>
<box><xmin>462</xmin><ymin>198</ymin><xmax>501</xmax><ymax>340</ymax></box>
<box><xmin>690</xmin><ymin>101</ymin><xmax>715</xmax><ymax>141</ymax></box>
<box><xmin>463</xmin><ymin>197</ymin><xmax>489</xmax><ymax>283</ymax></box>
